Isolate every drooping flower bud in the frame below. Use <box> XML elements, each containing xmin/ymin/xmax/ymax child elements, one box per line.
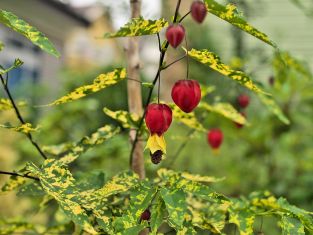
<box><xmin>191</xmin><ymin>1</ymin><xmax>207</xmax><ymax>23</ymax></box>
<box><xmin>207</xmin><ymin>128</ymin><xmax>223</xmax><ymax>149</ymax></box>
<box><xmin>166</xmin><ymin>24</ymin><xmax>185</xmax><ymax>48</ymax></box>
<box><xmin>237</xmin><ymin>94</ymin><xmax>250</xmax><ymax>108</ymax></box>
<box><xmin>145</xmin><ymin>103</ymin><xmax>172</xmax><ymax>136</ymax></box>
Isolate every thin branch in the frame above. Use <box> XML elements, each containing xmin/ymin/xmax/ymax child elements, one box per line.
<box><xmin>161</xmin><ymin>54</ymin><xmax>187</xmax><ymax>70</ymax></box>
<box><xmin>166</xmin><ymin>128</ymin><xmax>196</xmax><ymax>167</ymax></box>
<box><xmin>0</xmin><ymin>74</ymin><xmax>47</xmax><ymax>160</ymax></box>
<box><xmin>0</xmin><ymin>170</ymin><xmax>39</xmax><ymax>181</ymax></box>
<box><xmin>129</xmin><ymin>0</ymin><xmax>183</xmax><ymax>165</ymax></box>
<box><xmin>178</xmin><ymin>11</ymin><xmax>191</xmax><ymax>23</ymax></box>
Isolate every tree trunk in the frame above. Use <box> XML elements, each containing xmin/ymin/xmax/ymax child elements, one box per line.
<box><xmin>127</xmin><ymin>0</ymin><xmax>145</xmax><ymax>179</ymax></box>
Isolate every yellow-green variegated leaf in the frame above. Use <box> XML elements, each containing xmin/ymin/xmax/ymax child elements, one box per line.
<box><xmin>204</xmin><ymin>0</ymin><xmax>276</xmax><ymax>47</ymax></box>
<box><xmin>0</xmin><ymin>10</ymin><xmax>60</xmax><ymax>57</ymax></box>
<box><xmin>46</xmin><ymin>68</ymin><xmax>126</xmax><ymax>106</ymax></box>
<box><xmin>257</xmin><ymin>93</ymin><xmax>290</xmax><ymax>125</ymax></box>
<box><xmin>229</xmin><ymin>210</ymin><xmax>255</xmax><ymax>235</ymax></box>
<box><xmin>280</xmin><ymin>216</ymin><xmax>305</xmax><ymax>235</ymax></box>
<box><xmin>44</xmin><ymin>125</ymin><xmax>120</xmax><ymax>165</ymax></box>
<box><xmin>199</xmin><ymin>102</ymin><xmax>247</xmax><ymax>125</ymax></box>
<box><xmin>103</xmin><ymin>108</ymin><xmax>139</xmax><ymax>128</ymax></box>
<box><xmin>0</xmin><ymin>98</ymin><xmax>26</xmax><ymax>111</ymax></box>
<box><xmin>170</xmin><ymin>104</ymin><xmax>205</xmax><ymax>131</ymax></box>
<box><xmin>187</xmin><ymin>49</ymin><xmax>268</xmax><ymax>94</ymax></box>
<box><xmin>26</xmin><ymin>160</ymin><xmax>97</xmax><ymax>235</ymax></box>
<box><xmin>1</xmin><ymin>175</ymin><xmax>27</xmax><ymax>194</ymax></box>
<box><xmin>0</xmin><ymin>123</ymin><xmax>39</xmax><ymax>134</ymax></box>
<box><xmin>160</xmin><ymin>188</ymin><xmax>187</xmax><ymax>229</ymax></box>
<box><xmin>0</xmin><ymin>59</ymin><xmax>23</xmax><ymax>75</ymax></box>
<box><xmin>104</xmin><ymin>17</ymin><xmax>168</xmax><ymax>38</ymax></box>
<box><xmin>0</xmin><ymin>221</ymin><xmax>35</xmax><ymax>235</ymax></box>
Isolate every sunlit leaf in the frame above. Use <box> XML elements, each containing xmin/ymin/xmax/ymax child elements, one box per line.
<box><xmin>257</xmin><ymin>93</ymin><xmax>290</xmax><ymax>125</ymax></box>
<box><xmin>199</xmin><ymin>102</ymin><xmax>247</xmax><ymax>125</ymax></box>
<box><xmin>0</xmin><ymin>10</ymin><xmax>60</xmax><ymax>57</ymax></box>
<box><xmin>204</xmin><ymin>0</ymin><xmax>276</xmax><ymax>47</ymax></box>
<box><xmin>150</xmin><ymin>195</ymin><xmax>166</xmax><ymax>234</ymax></box>
<box><xmin>0</xmin><ymin>123</ymin><xmax>39</xmax><ymax>134</ymax></box>
<box><xmin>187</xmin><ymin>48</ymin><xmax>268</xmax><ymax>94</ymax></box>
<box><xmin>104</xmin><ymin>17</ymin><xmax>168</xmax><ymax>38</ymax></box>
<box><xmin>1</xmin><ymin>175</ymin><xmax>26</xmax><ymax>194</ymax></box>
<box><xmin>46</xmin><ymin>68</ymin><xmax>126</xmax><ymax>106</ymax></box>
<box><xmin>0</xmin><ymin>221</ymin><xmax>35</xmax><ymax>235</ymax></box>
<box><xmin>0</xmin><ymin>41</ymin><xmax>4</xmax><ymax>51</ymax></box>
<box><xmin>170</xmin><ymin>104</ymin><xmax>206</xmax><ymax>131</ymax></box>
<box><xmin>103</xmin><ymin>108</ymin><xmax>139</xmax><ymax>128</ymax></box>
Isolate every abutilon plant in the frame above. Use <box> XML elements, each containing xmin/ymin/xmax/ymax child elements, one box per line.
<box><xmin>234</xmin><ymin>112</ymin><xmax>246</xmax><ymax>128</ymax></box>
<box><xmin>191</xmin><ymin>1</ymin><xmax>207</xmax><ymax>23</ymax></box>
<box><xmin>207</xmin><ymin>128</ymin><xmax>224</xmax><ymax>150</ymax></box>
<box><xmin>166</xmin><ymin>24</ymin><xmax>185</xmax><ymax>48</ymax></box>
<box><xmin>237</xmin><ymin>94</ymin><xmax>250</xmax><ymax>108</ymax></box>
<box><xmin>171</xmin><ymin>79</ymin><xmax>201</xmax><ymax>113</ymax></box>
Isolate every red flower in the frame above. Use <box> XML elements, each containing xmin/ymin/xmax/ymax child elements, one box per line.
<box><xmin>166</xmin><ymin>24</ymin><xmax>185</xmax><ymax>48</ymax></box>
<box><xmin>207</xmin><ymin>129</ymin><xmax>223</xmax><ymax>149</ymax></box>
<box><xmin>237</xmin><ymin>94</ymin><xmax>250</xmax><ymax>108</ymax></box>
<box><xmin>140</xmin><ymin>209</ymin><xmax>151</xmax><ymax>221</ymax></box>
<box><xmin>145</xmin><ymin>103</ymin><xmax>172</xmax><ymax>136</ymax></box>
<box><xmin>171</xmin><ymin>80</ymin><xmax>201</xmax><ymax>113</ymax></box>
<box><xmin>191</xmin><ymin>1</ymin><xmax>207</xmax><ymax>23</ymax></box>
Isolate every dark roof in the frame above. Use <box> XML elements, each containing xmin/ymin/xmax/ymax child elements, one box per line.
<box><xmin>39</xmin><ymin>0</ymin><xmax>91</xmax><ymax>27</ymax></box>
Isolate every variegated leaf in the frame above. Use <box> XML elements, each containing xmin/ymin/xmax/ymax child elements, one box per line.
<box><xmin>103</xmin><ymin>108</ymin><xmax>139</xmax><ymax>128</ymax></box>
<box><xmin>150</xmin><ymin>195</ymin><xmax>166</xmax><ymax>234</ymax></box>
<box><xmin>1</xmin><ymin>175</ymin><xmax>26</xmax><ymax>193</ymax></box>
<box><xmin>204</xmin><ymin>0</ymin><xmax>276</xmax><ymax>47</ymax></box>
<box><xmin>26</xmin><ymin>160</ymin><xmax>98</xmax><ymax>234</ymax></box>
<box><xmin>170</xmin><ymin>104</ymin><xmax>205</xmax><ymax>131</ymax></box>
<box><xmin>257</xmin><ymin>93</ymin><xmax>290</xmax><ymax>125</ymax></box>
<box><xmin>0</xmin><ymin>59</ymin><xmax>23</xmax><ymax>75</ymax></box>
<box><xmin>199</xmin><ymin>102</ymin><xmax>247</xmax><ymax>125</ymax></box>
<box><xmin>0</xmin><ymin>98</ymin><xmax>26</xmax><ymax>111</ymax></box>
<box><xmin>0</xmin><ymin>10</ymin><xmax>60</xmax><ymax>57</ymax></box>
<box><xmin>229</xmin><ymin>210</ymin><xmax>255</xmax><ymax>235</ymax></box>
<box><xmin>160</xmin><ymin>188</ymin><xmax>187</xmax><ymax>230</ymax></box>
<box><xmin>187</xmin><ymin>48</ymin><xmax>268</xmax><ymax>94</ymax></box>
<box><xmin>0</xmin><ymin>221</ymin><xmax>35</xmax><ymax>235</ymax></box>
<box><xmin>104</xmin><ymin>17</ymin><xmax>168</xmax><ymax>38</ymax></box>
<box><xmin>280</xmin><ymin>216</ymin><xmax>305</xmax><ymax>235</ymax></box>
<box><xmin>0</xmin><ymin>123</ymin><xmax>39</xmax><ymax>134</ymax></box>
<box><xmin>46</xmin><ymin>68</ymin><xmax>126</xmax><ymax>106</ymax></box>
<box><xmin>44</xmin><ymin>125</ymin><xmax>120</xmax><ymax>165</ymax></box>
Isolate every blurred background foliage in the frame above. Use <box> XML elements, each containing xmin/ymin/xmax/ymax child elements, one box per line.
<box><xmin>0</xmin><ymin>0</ymin><xmax>313</xmax><ymax>234</ymax></box>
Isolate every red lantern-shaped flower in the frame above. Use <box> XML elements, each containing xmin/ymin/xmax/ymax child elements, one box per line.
<box><xmin>166</xmin><ymin>24</ymin><xmax>185</xmax><ymax>48</ymax></box>
<box><xmin>145</xmin><ymin>103</ymin><xmax>172</xmax><ymax>136</ymax></box>
<box><xmin>237</xmin><ymin>94</ymin><xmax>250</xmax><ymax>108</ymax></box>
<box><xmin>171</xmin><ymin>79</ymin><xmax>201</xmax><ymax>113</ymax></box>
<box><xmin>191</xmin><ymin>1</ymin><xmax>207</xmax><ymax>23</ymax></box>
<box><xmin>207</xmin><ymin>129</ymin><xmax>223</xmax><ymax>149</ymax></box>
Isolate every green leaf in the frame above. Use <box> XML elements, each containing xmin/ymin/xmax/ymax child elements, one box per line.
<box><xmin>187</xmin><ymin>48</ymin><xmax>268</xmax><ymax>94</ymax></box>
<box><xmin>257</xmin><ymin>93</ymin><xmax>290</xmax><ymax>125</ymax></box>
<box><xmin>104</xmin><ymin>17</ymin><xmax>168</xmax><ymax>38</ymax></box>
<box><xmin>0</xmin><ymin>59</ymin><xmax>23</xmax><ymax>75</ymax></box>
<box><xmin>0</xmin><ymin>98</ymin><xmax>26</xmax><ymax>111</ymax></box>
<box><xmin>280</xmin><ymin>216</ymin><xmax>305</xmax><ymax>235</ymax></box>
<box><xmin>1</xmin><ymin>175</ymin><xmax>27</xmax><ymax>193</ymax></box>
<box><xmin>0</xmin><ymin>10</ymin><xmax>60</xmax><ymax>57</ymax></box>
<box><xmin>44</xmin><ymin>125</ymin><xmax>120</xmax><ymax>165</ymax></box>
<box><xmin>0</xmin><ymin>220</ymin><xmax>35</xmax><ymax>235</ymax></box>
<box><xmin>17</xmin><ymin>181</ymin><xmax>45</xmax><ymax>197</ymax></box>
<box><xmin>46</xmin><ymin>68</ymin><xmax>126</xmax><ymax>106</ymax></box>
<box><xmin>199</xmin><ymin>102</ymin><xmax>247</xmax><ymax>125</ymax></box>
<box><xmin>103</xmin><ymin>108</ymin><xmax>140</xmax><ymax>129</ymax></box>
<box><xmin>229</xmin><ymin>210</ymin><xmax>255</xmax><ymax>235</ymax></box>
<box><xmin>150</xmin><ymin>195</ymin><xmax>166</xmax><ymax>234</ymax></box>
<box><xmin>0</xmin><ymin>123</ymin><xmax>39</xmax><ymax>134</ymax></box>
<box><xmin>160</xmin><ymin>188</ymin><xmax>187</xmax><ymax>230</ymax></box>
<box><xmin>26</xmin><ymin>160</ymin><xmax>97</xmax><ymax>234</ymax></box>
<box><xmin>204</xmin><ymin>0</ymin><xmax>276</xmax><ymax>47</ymax></box>
<box><xmin>170</xmin><ymin>103</ymin><xmax>206</xmax><ymax>131</ymax></box>
<box><xmin>201</xmin><ymin>84</ymin><xmax>216</xmax><ymax>97</ymax></box>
